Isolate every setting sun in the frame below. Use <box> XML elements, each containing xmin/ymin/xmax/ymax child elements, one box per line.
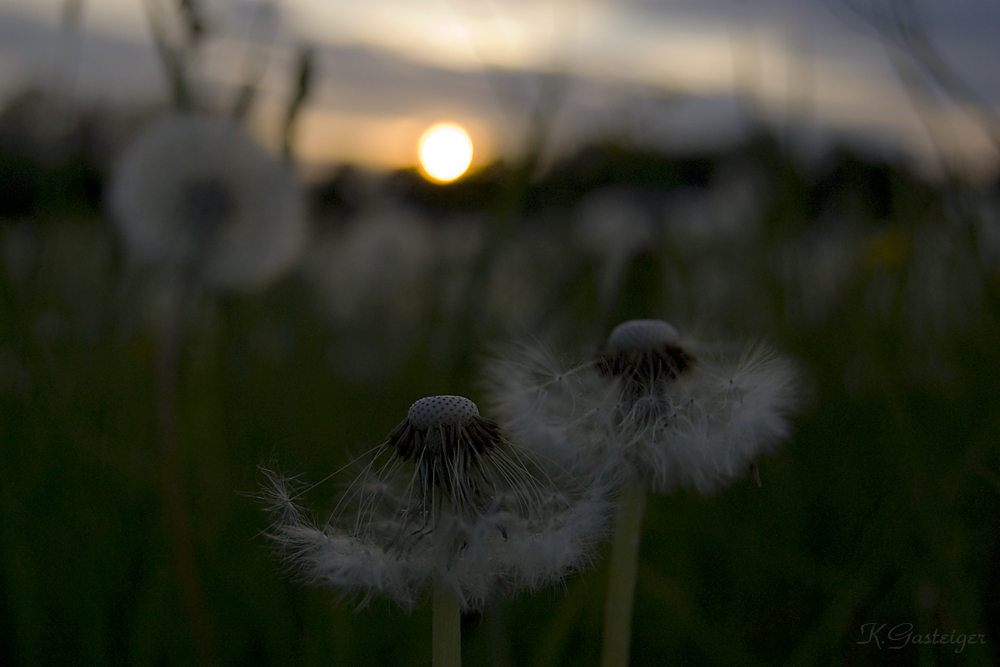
<box><xmin>419</xmin><ymin>124</ymin><xmax>473</xmax><ymax>182</ymax></box>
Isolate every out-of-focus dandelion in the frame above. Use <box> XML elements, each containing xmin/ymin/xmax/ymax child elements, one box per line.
<box><xmin>301</xmin><ymin>207</ymin><xmax>435</xmax><ymax>380</ymax></box>
<box><xmin>491</xmin><ymin>319</ymin><xmax>800</xmax><ymax>493</ymax></box>
<box><xmin>776</xmin><ymin>224</ymin><xmax>861</xmax><ymax>327</ymax></box>
<box><xmin>260</xmin><ymin>395</ymin><xmax>610</xmax><ymax>667</ymax></box>
<box><xmin>662</xmin><ymin>163</ymin><xmax>768</xmax><ymax>249</ymax></box>
<box><xmin>482</xmin><ymin>221</ymin><xmax>576</xmax><ymax>335</ymax></box>
<box><xmin>109</xmin><ymin>112</ymin><xmax>305</xmax><ymax>290</ymax></box>
<box><xmin>107</xmin><ymin>111</ymin><xmax>305</xmax><ymax>666</ymax></box>
<box><xmin>304</xmin><ymin>207</ymin><xmax>433</xmax><ymax>323</ymax></box>
<box><xmin>658</xmin><ymin>165</ymin><xmax>773</xmax><ymax>329</ymax></box>
<box><xmin>487</xmin><ymin>319</ymin><xmax>801</xmax><ymax>667</ymax></box>
<box><xmin>572</xmin><ymin>188</ymin><xmax>658</xmax><ymax>312</ymax></box>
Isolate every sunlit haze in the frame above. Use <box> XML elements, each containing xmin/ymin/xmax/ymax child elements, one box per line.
<box><xmin>0</xmin><ymin>0</ymin><xmax>998</xmax><ymax>178</ymax></box>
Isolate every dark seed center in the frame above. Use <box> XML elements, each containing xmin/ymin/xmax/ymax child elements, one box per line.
<box><xmin>597</xmin><ymin>345</ymin><xmax>693</xmax><ymax>383</ymax></box>
<box><xmin>386</xmin><ymin>415</ymin><xmax>502</xmax><ymax>513</ymax></box>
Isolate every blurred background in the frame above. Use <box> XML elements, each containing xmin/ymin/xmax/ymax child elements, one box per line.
<box><xmin>1</xmin><ymin>0</ymin><xmax>998</xmax><ymax>665</ymax></box>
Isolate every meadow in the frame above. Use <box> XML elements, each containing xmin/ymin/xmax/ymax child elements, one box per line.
<box><xmin>0</xmin><ymin>86</ymin><xmax>998</xmax><ymax>666</ymax></box>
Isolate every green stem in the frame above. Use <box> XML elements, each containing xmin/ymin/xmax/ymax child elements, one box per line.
<box><xmin>156</xmin><ymin>278</ymin><xmax>216</xmax><ymax>666</ymax></box>
<box><xmin>432</xmin><ymin>570</ymin><xmax>462</xmax><ymax>667</ymax></box>
<box><xmin>601</xmin><ymin>477</ymin><xmax>648</xmax><ymax>667</ymax></box>
<box><xmin>433</xmin><ymin>500</ymin><xmax>461</xmax><ymax>667</ymax></box>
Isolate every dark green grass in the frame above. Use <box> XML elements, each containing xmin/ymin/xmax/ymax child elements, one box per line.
<box><xmin>0</xmin><ymin>133</ymin><xmax>997</xmax><ymax>666</ymax></box>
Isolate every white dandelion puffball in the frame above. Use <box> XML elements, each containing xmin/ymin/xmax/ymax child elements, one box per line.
<box><xmin>488</xmin><ymin>320</ymin><xmax>802</xmax><ymax>496</ymax></box>
<box><xmin>109</xmin><ymin>113</ymin><xmax>306</xmax><ymax>289</ymax></box>
<box><xmin>260</xmin><ymin>395</ymin><xmax>610</xmax><ymax>611</ymax></box>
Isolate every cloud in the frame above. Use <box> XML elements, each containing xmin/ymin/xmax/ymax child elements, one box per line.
<box><xmin>0</xmin><ymin>0</ymin><xmax>996</xmax><ymax>177</ymax></box>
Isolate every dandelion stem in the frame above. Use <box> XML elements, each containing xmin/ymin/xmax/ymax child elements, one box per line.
<box><xmin>601</xmin><ymin>476</ymin><xmax>648</xmax><ymax>667</ymax></box>
<box><xmin>156</xmin><ymin>277</ymin><xmax>215</xmax><ymax>666</ymax></box>
<box><xmin>432</xmin><ymin>569</ymin><xmax>462</xmax><ymax>667</ymax></box>
<box><xmin>431</xmin><ymin>495</ymin><xmax>462</xmax><ymax>667</ymax></box>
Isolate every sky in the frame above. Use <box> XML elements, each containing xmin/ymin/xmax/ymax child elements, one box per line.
<box><xmin>1</xmin><ymin>0</ymin><xmax>998</xmax><ymax>179</ymax></box>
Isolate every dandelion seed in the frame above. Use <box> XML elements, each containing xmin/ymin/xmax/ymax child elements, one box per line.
<box><xmin>108</xmin><ymin>112</ymin><xmax>306</xmax><ymax>290</ymax></box>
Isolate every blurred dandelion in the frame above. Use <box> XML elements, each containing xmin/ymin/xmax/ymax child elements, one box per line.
<box><xmin>260</xmin><ymin>395</ymin><xmax>610</xmax><ymax>666</ymax></box>
<box><xmin>659</xmin><ymin>165</ymin><xmax>772</xmax><ymax>328</ymax></box>
<box><xmin>106</xmin><ymin>110</ymin><xmax>305</xmax><ymax>666</ymax></box>
<box><xmin>305</xmin><ymin>207</ymin><xmax>433</xmax><ymax>324</ymax></box>
<box><xmin>109</xmin><ymin>112</ymin><xmax>305</xmax><ymax>290</ymax></box>
<box><xmin>490</xmin><ymin>320</ymin><xmax>800</xmax><ymax>494</ymax></box>
<box><xmin>572</xmin><ymin>188</ymin><xmax>658</xmax><ymax>312</ymax></box>
<box><xmin>661</xmin><ymin>163</ymin><xmax>769</xmax><ymax>249</ymax></box>
<box><xmin>970</xmin><ymin>189</ymin><xmax>1000</xmax><ymax>273</ymax></box>
<box><xmin>487</xmin><ymin>319</ymin><xmax>801</xmax><ymax>667</ymax></box>
<box><xmin>302</xmin><ymin>206</ymin><xmax>435</xmax><ymax>380</ymax></box>
<box><xmin>776</xmin><ymin>223</ymin><xmax>861</xmax><ymax>327</ymax></box>
<box><xmin>483</xmin><ymin>220</ymin><xmax>577</xmax><ymax>335</ymax></box>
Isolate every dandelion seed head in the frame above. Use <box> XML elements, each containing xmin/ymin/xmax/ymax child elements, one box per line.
<box><xmin>259</xmin><ymin>396</ymin><xmax>612</xmax><ymax>611</ymax></box>
<box><xmin>606</xmin><ymin>319</ymin><xmax>680</xmax><ymax>351</ymax></box>
<box><xmin>109</xmin><ymin>112</ymin><xmax>306</xmax><ymax>290</ymax></box>
<box><xmin>598</xmin><ymin>319</ymin><xmax>695</xmax><ymax>391</ymax></box>
<box><xmin>386</xmin><ymin>395</ymin><xmax>502</xmax><ymax>516</ymax></box>
<box><xmin>406</xmin><ymin>394</ymin><xmax>480</xmax><ymax>429</ymax></box>
<box><xmin>611</xmin><ymin>340</ymin><xmax>801</xmax><ymax>495</ymax></box>
<box><xmin>489</xmin><ymin>326</ymin><xmax>802</xmax><ymax>497</ymax></box>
